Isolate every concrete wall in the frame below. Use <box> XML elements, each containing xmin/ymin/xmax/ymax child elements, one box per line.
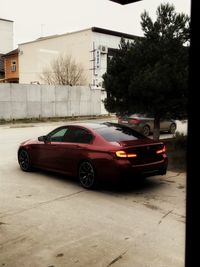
<box><xmin>0</xmin><ymin>84</ymin><xmax>108</xmax><ymax>120</ymax></box>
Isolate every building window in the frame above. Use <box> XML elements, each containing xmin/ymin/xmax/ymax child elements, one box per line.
<box><xmin>11</xmin><ymin>61</ymin><xmax>16</xmax><ymax>72</ymax></box>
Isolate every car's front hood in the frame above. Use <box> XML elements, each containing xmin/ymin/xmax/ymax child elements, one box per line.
<box><xmin>20</xmin><ymin>138</ymin><xmax>38</xmax><ymax>146</ymax></box>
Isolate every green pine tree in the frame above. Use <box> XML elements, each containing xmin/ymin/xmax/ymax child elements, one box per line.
<box><xmin>103</xmin><ymin>3</ymin><xmax>190</xmax><ymax>140</ymax></box>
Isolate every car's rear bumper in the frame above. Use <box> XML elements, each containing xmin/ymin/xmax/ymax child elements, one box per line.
<box><xmin>100</xmin><ymin>154</ymin><xmax>168</xmax><ymax>182</ymax></box>
<box><xmin>119</xmin><ymin>158</ymin><xmax>167</xmax><ymax>176</ymax></box>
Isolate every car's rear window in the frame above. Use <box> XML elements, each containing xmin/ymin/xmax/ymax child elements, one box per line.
<box><xmin>95</xmin><ymin>124</ymin><xmax>145</xmax><ymax>142</ymax></box>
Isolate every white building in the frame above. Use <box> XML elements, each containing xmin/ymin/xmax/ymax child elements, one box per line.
<box><xmin>0</xmin><ymin>18</ymin><xmax>14</xmax><ymax>54</ymax></box>
<box><xmin>18</xmin><ymin>27</ymin><xmax>139</xmax><ymax>87</ymax></box>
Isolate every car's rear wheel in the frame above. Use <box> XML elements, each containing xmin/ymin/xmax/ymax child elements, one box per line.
<box><xmin>169</xmin><ymin>123</ymin><xmax>176</xmax><ymax>134</ymax></box>
<box><xmin>142</xmin><ymin>125</ymin><xmax>150</xmax><ymax>136</ymax></box>
<box><xmin>18</xmin><ymin>149</ymin><xmax>32</xmax><ymax>171</ymax></box>
<box><xmin>78</xmin><ymin>161</ymin><xmax>96</xmax><ymax>189</ymax></box>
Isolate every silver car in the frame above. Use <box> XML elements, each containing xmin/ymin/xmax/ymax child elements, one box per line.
<box><xmin>118</xmin><ymin>113</ymin><xmax>177</xmax><ymax>136</ymax></box>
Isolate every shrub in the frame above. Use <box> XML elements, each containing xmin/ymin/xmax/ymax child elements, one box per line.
<box><xmin>164</xmin><ymin>133</ymin><xmax>187</xmax><ymax>172</ymax></box>
<box><xmin>172</xmin><ymin>132</ymin><xmax>187</xmax><ymax>150</ymax></box>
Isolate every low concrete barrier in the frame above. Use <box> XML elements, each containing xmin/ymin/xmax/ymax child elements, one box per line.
<box><xmin>0</xmin><ymin>84</ymin><xmax>108</xmax><ymax>120</ymax></box>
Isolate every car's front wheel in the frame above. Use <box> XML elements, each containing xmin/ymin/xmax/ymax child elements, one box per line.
<box><xmin>18</xmin><ymin>149</ymin><xmax>32</xmax><ymax>171</ymax></box>
<box><xmin>78</xmin><ymin>161</ymin><xmax>97</xmax><ymax>189</ymax></box>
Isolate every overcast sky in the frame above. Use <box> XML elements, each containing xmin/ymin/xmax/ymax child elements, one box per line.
<box><xmin>1</xmin><ymin>0</ymin><xmax>191</xmax><ymax>48</ymax></box>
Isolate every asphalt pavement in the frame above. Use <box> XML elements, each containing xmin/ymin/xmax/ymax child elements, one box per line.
<box><xmin>0</xmin><ymin>119</ymin><xmax>186</xmax><ymax>267</ymax></box>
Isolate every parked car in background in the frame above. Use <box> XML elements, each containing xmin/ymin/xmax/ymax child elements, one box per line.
<box><xmin>18</xmin><ymin>122</ymin><xmax>168</xmax><ymax>189</ymax></box>
<box><xmin>118</xmin><ymin>113</ymin><xmax>177</xmax><ymax>136</ymax></box>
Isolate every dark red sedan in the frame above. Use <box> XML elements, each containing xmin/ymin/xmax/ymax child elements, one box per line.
<box><xmin>18</xmin><ymin>122</ymin><xmax>168</xmax><ymax>189</ymax></box>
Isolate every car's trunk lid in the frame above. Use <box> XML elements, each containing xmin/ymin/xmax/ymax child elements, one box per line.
<box><xmin>117</xmin><ymin>139</ymin><xmax>165</xmax><ymax>164</ymax></box>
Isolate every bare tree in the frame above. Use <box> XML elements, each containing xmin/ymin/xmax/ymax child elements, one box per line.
<box><xmin>40</xmin><ymin>55</ymin><xmax>86</xmax><ymax>85</ymax></box>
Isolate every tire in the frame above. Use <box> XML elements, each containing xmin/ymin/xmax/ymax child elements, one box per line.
<box><xmin>18</xmin><ymin>149</ymin><xmax>32</xmax><ymax>171</ymax></box>
<box><xmin>78</xmin><ymin>161</ymin><xmax>97</xmax><ymax>189</ymax></box>
<box><xmin>169</xmin><ymin>123</ymin><xmax>176</xmax><ymax>134</ymax></box>
<box><xmin>142</xmin><ymin>125</ymin><xmax>150</xmax><ymax>136</ymax></box>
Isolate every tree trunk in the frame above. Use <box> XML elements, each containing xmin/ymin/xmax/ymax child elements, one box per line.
<box><xmin>153</xmin><ymin>115</ymin><xmax>160</xmax><ymax>141</ymax></box>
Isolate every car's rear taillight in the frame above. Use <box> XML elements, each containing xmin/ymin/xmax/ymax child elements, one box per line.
<box><xmin>128</xmin><ymin>119</ymin><xmax>141</xmax><ymax>124</ymax></box>
<box><xmin>156</xmin><ymin>145</ymin><xmax>166</xmax><ymax>154</ymax></box>
<box><xmin>116</xmin><ymin>150</ymin><xmax>137</xmax><ymax>158</ymax></box>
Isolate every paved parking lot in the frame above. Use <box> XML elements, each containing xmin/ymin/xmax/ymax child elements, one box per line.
<box><xmin>0</xmin><ymin>120</ymin><xmax>186</xmax><ymax>267</ymax></box>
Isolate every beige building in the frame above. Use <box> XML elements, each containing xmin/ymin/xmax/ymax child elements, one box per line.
<box><xmin>0</xmin><ymin>18</ymin><xmax>13</xmax><ymax>54</ymax></box>
<box><xmin>18</xmin><ymin>27</ymin><xmax>138</xmax><ymax>87</ymax></box>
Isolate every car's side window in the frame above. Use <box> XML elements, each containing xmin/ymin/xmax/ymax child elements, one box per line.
<box><xmin>47</xmin><ymin>127</ymin><xmax>68</xmax><ymax>142</ymax></box>
<box><xmin>64</xmin><ymin>127</ymin><xmax>93</xmax><ymax>144</ymax></box>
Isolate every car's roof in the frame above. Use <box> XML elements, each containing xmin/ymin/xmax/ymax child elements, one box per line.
<box><xmin>70</xmin><ymin>122</ymin><xmax>117</xmax><ymax>130</ymax></box>
<box><xmin>46</xmin><ymin>122</ymin><xmax>121</xmax><ymax>137</ymax></box>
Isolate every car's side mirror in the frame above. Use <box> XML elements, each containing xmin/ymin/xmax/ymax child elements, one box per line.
<box><xmin>38</xmin><ymin>135</ymin><xmax>47</xmax><ymax>142</ymax></box>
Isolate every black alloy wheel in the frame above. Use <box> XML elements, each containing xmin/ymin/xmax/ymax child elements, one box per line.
<box><xmin>78</xmin><ymin>161</ymin><xmax>96</xmax><ymax>189</ymax></box>
<box><xmin>18</xmin><ymin>149</ymin><xmax>32</xmax><ymax>171</ymax></box>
